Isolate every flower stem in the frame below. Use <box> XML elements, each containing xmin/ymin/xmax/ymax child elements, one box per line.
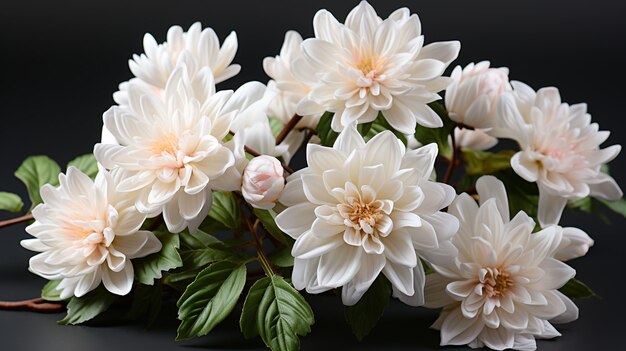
<box><xmin>443</xmin><ymin>129</ymin><xmax>458</xmax><ymax>184</ymax></box>
<box><xmin>0</xmin><ymin>213</ymin><xmax>33</xmax><ymax>229</ymax></box>
<box><xmin>275</xmin><ymin>114</ymin><xmax>303</xmax><ymax>146</ymax></box>
<box><xmin>242</xmin><ymin>211</ymin><xmax>274</xmax><ymax>276</ymax></box>
<box><xmin>0</xmin><ymin>297</ymin><xmax>63</xmax><ymax>313</ymax></box>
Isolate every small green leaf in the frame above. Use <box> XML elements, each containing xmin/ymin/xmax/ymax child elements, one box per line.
<box><xmin>240</xmin><ymin>275</ymin><xmax>314</xmax><ymax>351</ymax></box>
<box><xmin>41</xmin><ymin>280</ymin><xmax>65</xmax><ymax>301</ymax></box>
<box><xmin>253</xmin><ymin>208</ymin><xmax>290</xmax><ymax>246</ymax></box>
<box><xmin>165</xmin><ymin>268</ymin><xmax>203</xmax><ymax>292</ymax></box>
<box><xmin>316</xmin><ymin>112</ymin><xmax>339</xmax><ymax>147</ymax></box>
<box><xmin>67</xmin><ymin>154</ymin><xmax>99</xmax><ymax>179</ymax></box>
<box><xmin>209</xmin><ymin>192</ymin><xmax>241</xmax><ymax>229</ymax></box>
<box><xmin>15</xmin><ymin>155</ymin><xmax>61</xmax><ymax>209</ymax></box>
<box><xmin>462</xmin><ymin>149</ymin><xmax>515</xmax><ymax>175</ymax></box>
<box><xmin>345</xmin><ymin>275</ymin><xmax>391</xmax><ymax>341</ymax></box>
<box><xmin>59</xmin><ymin>287</ymin><xmax>117</xmax><ymax>325</ymax></box>
<box><xmin>269</xmin><ymin>247</ymin><xmax>295</xmax><ymax>268</ymax></box>
<box><xmin>133</xmin><ymin>231</ymin><xmax>183</xmax><ymax>285</ymax></box>
<box><xmin>366</xmin><ymin>113</ymin><xmax>408</xmax><ymax>146</ymax></box>
<box><xmin>180</xmin><ymin>247</ymin><xmax>244</xmax><ymax>269</ymax></box>
<box><xmin>414</xmin><ymin>102</ymin><xmax>455</xmax><ymax>158</ymax></box>
<box><xmin>126</xmin><ymin>282</ymin><xmax>163</xmax><ymax>325</ymax></box>
<box><xmin>269</xmin><ymin>117</ymin><xmax>284</xmax><ymax>138</ymax></box>
<box><xmin>176</xmin><ymin>262</ymin><xmax>247</xmax><ymax>340</ymax></box>
<box><xmin>559</xmin><ymin>278</ymin><xmax>599</xmax><ymax>299</ymax></box>
<box><xmin>596</xmin><ymin>197</ymin><xmax>626</xmax><ymax>218</ymax></box>
<box><xmin>0</xmin><ymin>192</ymin><xmax>23</xmax><ymax>213</ymax></box>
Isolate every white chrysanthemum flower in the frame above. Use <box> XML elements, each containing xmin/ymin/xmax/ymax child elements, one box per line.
<box><xmin>445</xmin><ymin>61</ymin><xmax>511</xmax><ymax>129</ymax></box>
<box><xmin>294</xmin><ymin>1</ymin><xmax>460</xmax><ymax>134</ymax></box>
<box><xmin>129</xmin><ymin>22</ymin><xmax>240</xmax><ymax>89</ymax></box>
<box><xmin>275</xmin><ymin>125</ymin><xmax>459</xmax><ymax>305</ymax></box>
<box><xmin>264</xmin><ymin>31</ymin><xmax>321</xmax><ymax>130</ymax></box>
<box><xmin>452</xmin><ymin>127</ymin><xmax>498</xmax><ymax>151</ymax></box>
<box><xmin>21</xmin><ymin>168</ymin><xmax>162</xmax><ymax>298</ymax></box>
<box><xmin>424</xmin><ymin>176</ymin><xmax>579</xmax><ymax>351</ymax></box>
<box><xmin>494</xmin><ymin>82</ymin><xmax>622</xmax><ymax>227</ymax></box>
<box><xmin>94</xmin><ymin>67</ymin><xmax>238</xmax><ymax>233</ymax></box>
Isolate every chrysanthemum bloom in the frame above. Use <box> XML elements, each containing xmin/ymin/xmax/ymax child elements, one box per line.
<box><xmin>129</xmin><ymin>22</ymin><xmax>240</xmax><ymax>88</ymax></box>
<box><xmin>264</xmin><ymin>31</ymin><xmax>321</xmax><ymax>130</ymax></box>
<box><xmin>445</xmin><ymin>61</ymin><xmax>511</xmax><ymax>129</ymax></box>
<box><xmin>495</xmin><ymin>82</ymin><xmax>622</xmax><ymax>227</ymax></box>
<box><xmin>21</xmin><ymin>168</ymin><xmax>162</xmax><ymax>298</ymax></box>
<box><xmin>294</xmin><ymin>1</ymin><xmax>460</xmax><ymax>134</ymax></box>
<box><xmin>94</xmin><ymin>67</ymin><xmax>238</xmax><ymax>233</ymax></box>
<box><xmin>424</xmin><ymin>176</ymin><xmax>579</xmax><ymax>351</ymax></box>
<box><xmin>275</xmin><ymin>125</ymin><xmax>459</xmax><ymax>305</ymax></box>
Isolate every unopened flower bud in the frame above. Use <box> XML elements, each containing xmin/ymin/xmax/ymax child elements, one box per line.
<box><xmin>242</xmin><ymin>155</ymin><xmax>285</xmax><ymax>210</ymax></box>
<box><xmin>555</xmin><ymin>227</ymin><xmax>594</xmax><ymax>261</ymax></box>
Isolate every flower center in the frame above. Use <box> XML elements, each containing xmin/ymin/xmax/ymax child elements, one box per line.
<box><xmin>482</xmin><ymin>268</ymin><xmax>514</xmax><ymax>298</ymax></box>
<box><xmin>344</xmin><ymin>201</ymin><xmax>384</xmax><ymax>234</ymax></box>
<box><xmin>152</xmin><ymin>133</ymin><xmax>180</xmax><ymax>156</ymax></box>
<box><xmin>354</xmin><ymin>55</ymin><xmax>385</xmax><ymax>88</ymax></box>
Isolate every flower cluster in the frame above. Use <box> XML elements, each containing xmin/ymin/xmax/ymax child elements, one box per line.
<box><xmin>2</xmin><ymin>2</ymin><xmax>620</xmax><ymax>351</ymax></box>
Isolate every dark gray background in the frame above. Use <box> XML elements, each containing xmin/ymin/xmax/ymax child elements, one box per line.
<box><xmin>1</xmin><ymin>0</ymin><xmax>625</xmax><ymax>350</ymax></box>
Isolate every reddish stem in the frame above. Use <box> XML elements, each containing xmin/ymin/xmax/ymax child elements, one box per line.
<box><xmin>443</xmin><ymin>129</ymin><xmax>458</xmax><ymax>185</ymax></box>
<box><xmin>0</xmin><ymin>213</ymin><xmax>33</xmax><ymax>229</ymax></box>
<box><xmin>275</xmin><ymin>114</ymin><xmax>303</xmax><ymax>145</ymax></box>
<box><xmin>0</xmin><ymin>297</ymin><xmax>63</xmax><ymax>313</ymax></box>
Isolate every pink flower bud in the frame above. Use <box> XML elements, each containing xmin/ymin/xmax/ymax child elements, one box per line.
<box><xmin>242</xmin><ymin>155</ymin><xmax>285</xmax><ymax>210</ymax></box>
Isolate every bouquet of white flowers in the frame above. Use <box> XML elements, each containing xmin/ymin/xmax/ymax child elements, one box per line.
<box><xmin>0</xmin><ymin>2</ymin><xmax>623</xmax><ymax>351</ymax></box>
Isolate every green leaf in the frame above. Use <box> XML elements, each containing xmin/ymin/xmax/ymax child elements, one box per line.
<box><xmin>15</xmin><ymin>155</ymin><xmax>61</xmax><ymax>209</ymax></box>
<box><xmin>269</xmin><ymin>117</ymin><xmax>284</xmax><ymax>138</ymax></box>
<box><xmin>67</xmin><ymin>154</ymin><xmax>99</xmax><ymax>179</ymax></box>
<box><xmin>208</xmin><ymin>191</ymin><xmax>241</xmax><ymax>229</ymax></box>
<box><xmin>253</xmin><ymin>208</ymin><xmax>290</xmax><ymax>246</ymax></box>
<box><xmin>176</xmin><ymin>262</ymin><xmax>247</xmax><ymax>340</ymax></box>
<box><xmin>240</xmin><ymin>275</ymin><xmax>314</xmax><ymax>351</ymax></box>
<box><xmin>462</xmin><ymin>149</ymin><xmax>515</xmax><ymax>175</ymax></box>
<box><xmin>126</xmin><ymin>282</ymin><xmax>163</xmax><ymax>325</ymax></box>
<box><xmin>559</xmin><ymin>278</ymin><xmax>599</xmax><ymax>299</ymax></box>
<box><xmin>180</xmin><ymin>247</ymin><xmax>244</xmax><ymax>269</ymax></box>
<box><xmin>180</xmin><ymin>229</ymin><xmax>224</xmax><ymax>250</ymax></box>
<box><xmin>41</xmin><ymin>280</ymin><xmax>65</xmax><ymax>301</ymax></box>
<box><xmin>133</xmin><ymin>231</ymin><xmax>183</xmax><ymax>285</ymax></box>
<box><xmin>269</xmin><ymin>247</ymin><xmax>295</xmax><ymax>268</ymax></box>
<box><xmin>345</xmin><ymin>275</ymin><xmax>391</xmax><ymax>341</ymax></box>
<box><xmin>165</xmin><ymin>268</ymin><xmax>204</xmax><ymax>292</ymax></box>
<box><xmin>0</xmin><ymin>192</ymin><xmax>23</xmax><ymax>213</ymax></box>
<box><xmin>367</xmin><ymin>113</ymin><xmax>408</xmax><ymax>146</ymax></box>
<box><xmin>596</xmin><ymin>197</ymin><xmax>626</xmax><ymax>218</ymax></box>
<box><xmin>414</xmin><ymin>102</ymin><xmax>455</xmax><ymax>158</ymax></box>
<box><xmin>59</xmin><ymin>287</ymin><xmax>117</xmax><ymax>325</ymax></box>
<box><xmin>316</xmin><ymin>112</ymin><xmax>339</xmax><ymax>147</ymax></box>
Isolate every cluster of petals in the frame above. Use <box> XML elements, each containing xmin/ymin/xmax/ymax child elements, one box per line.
<box><xmin>275</xmin><ymin>125</ymin><xmax>459</xmax><ymax>305</ymax></box>
<box><xmin>95</xmin><ymin>67</ymin><xmax>238</xmax><ymax>233</ymax></box>
<box><xmin>424</xmin><ymin>176</ymin><xmax>580</xmax><ymax>351</ymax></box>
<box><xmin>21</xmin><ymin>168</ymin><xmax>162</xmax><ymax>298</ymax></box>
<box><xmin>293</xmin><ymin>1</ymin><xmax>460</xmax><ymax>134</ymax></box>
<box><xmin>494</xmin><ymin>82</ymin><xmax>622</xmax><ymax>227</ymax></box>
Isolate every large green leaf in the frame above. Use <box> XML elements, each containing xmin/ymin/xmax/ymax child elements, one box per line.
<box><xmin>133</xmin><ymin>231</ymin><xmax>183</xmax><ymax>285</ymax></box>
<box><xmin>269</xmin><ymin>247</ymin><xmax>295</xmax><ymax>268</ymax></box>
<box><xmin>41</xmin><ymin>280</ymin><xmax>65</xmax><ymax>301</ymax></box>
<box><xmin>559</xmin><ymin>278</ymin><xmax>598</xmax><ymax>299</ymax></box>
<box><xmin>15</xmin><ymin>155</ymin><xmax>61</xmax><ymax>209</ymax></box>
<box><xmin>59</xmin><ymin>287</ymin><xmax>117</xmax><ymax>325</ymax></box>
<box><xmin>67</xmin><ymin>154</ymin><xmax>99</xmax><ymax>179</ymax></box>
<box><xmin>316</xmin><ymin>112</ymin><xmax>338</xmax><ymax>147</ymax></box>
<box><xmin>253</xmin><ymin>208</ymin><xmax>290</xmax><ymax>246</ymax></box>
<box><xmin>240</xmin><ymin>276</ymin><xmax>314</xmax><ymax>351</ymax></box>
<box><xmin>462</xmin><ymin>149</ymin><xmax>514</xmax><ymax>175</ymax></box>
<box><xmin>344</xmin><ymin>275</ymin><xmax>391</xmax><ymax>341</ymax></box>
<box><xmin>176</xmin><ymin>262</ymin><xmax>247</xmax><ymax>340</ymax></box>
<box><xmin>208</xmin><ymin>191</ymin><xmax>241</xmax><ymax>229</ymax></box>
<box><xmin>0</xmin><ymin>192</ymin><xmax>23</xmax><ymax>213</ymax></box>
<box><xmin>125</xmin><ymin>282</ymin><xmax>163</xmax><ymax>325</ymax></box>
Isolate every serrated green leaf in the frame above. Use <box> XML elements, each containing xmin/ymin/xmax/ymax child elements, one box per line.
<box><xmin>41</xmin><ymin>280</ymin><xmax>65</xmax><ymax>301</ymax></box>
<box><xmin>0</xmin><ymin>192</ymin><xmax>23</xmax><ymax>212</ymax></box>
<box><xmin>253</xmin><ymin>208</ymin><xmax>290</xmax><ymax>246</ymax></box>
<box><xmin>269</xmin><ymin>247</ymin><xmax>295</xmax><ymax>268</ymax></box>
<box><xmin>316</xmin><ymin>112</ymin><xmax>338</xmax><ymax>147</ymax></box>
<box><xmin>164</xmin><ymin>268</ymin><xmax>203</xmax><ymax>292</ymax></box>
<box><xmin>133</xmin><ymin>231</ymin><xmax>183</xmax><ymax>285</ymax></box>
<box><xmin>59</xmin><ymin>287</ymin><xmax>117</xmax><ymax>325</ymax></box>
<box><xmin>462</xmin><ymin>149</ymin><xmax>515</xmax><ymax>175</ymax></box>
<box><xmin>269</xmin><ymin>117</ymin><xmax>284</xmax><ymax>138</ymax></box>
<box><xmin>125</xmin><ymin>282</ymin><xmax>163</xmax><ymax>325</ymax></box>
<box><xmin>15</xmin><ymin>155</ymin><xmax>61</xmax><ymax>209</ymax></box>
<box><xmin>345</xmin><ymin>275</ymin><xmax>391</xmax><ymax>341</ymax></box>
<box><xmin>67</xmin><ymin>154</ymin><xmax>99</xmax><ymax>179</ymax></box>
<box><xmin>240</xmin><ymin>275</ymin><xmax>314</xmax><ymax>351</ymax></box>
<box><xmin>559</xmin><ymin>278</ymin><xmax>599</xmax><ymax>299</ymax></box>
<box><xmin>176</xmin><ymin>262</ymin><xmax>247</xmax><ymax>340</ymax></box>
<box><xmin>208</xmin><ymin>192</ymin><xmax>241</xmax><ymax>229</ymax></box>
